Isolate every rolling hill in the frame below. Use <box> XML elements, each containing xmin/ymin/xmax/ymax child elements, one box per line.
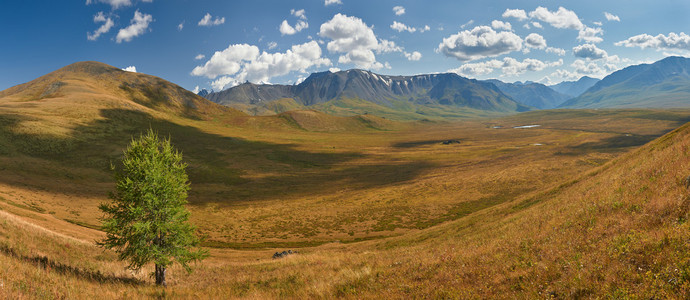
<box><xmin>0</xmin><ymin>61</ymin><xmax>230</xmax><ymax>119</ymax></box>
<box><xmin>3</xmin><ymin>60</ymin><xmax>690</xmax><ymax>297</ymax></box>
<box><xmin>560</xmin><ymin>56</ymin><xmax>690</xmax><ymax>108</ymax></box>
<box><xmin>485</xmin><ymin>79</ymin><xmax>571</xmax><ymax>109</ymax></box>
<box><xmin>204</xmin><ymin>69</ymin><xmax>530</xmax><ymax>118</ymax></box>
<box><xmin>0</xmin><ymin>61</ymin><xmax>404</xmax><ymax>234</ymax></box>
<box><xmin>549</xmin><ymin>75</ymin><xmax>599</xmax><ymax>98</ymax></box>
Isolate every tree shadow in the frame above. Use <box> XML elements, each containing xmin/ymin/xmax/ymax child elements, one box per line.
<box><xmin>392</xmin><ymin>138</ymin><xmax>463</xmax><ymax>148</ymax></box>
<box><xmin>0</xmin><ymin>242</ymin><xmax>142</xmax><ymax>285</ymax></box>
<box><xmin>0</xmin><ymin>108</ymin><xmax>435</xmax><ymax>204</ymax></box>
<box><xmin>227</xmin><ymin>160</ymin><xmax>435</xmax><ymax>203</ymax></box>
<box><xmin>555</xmin><ymin>134</ymin><xmax>659</xmax><ymax>156</ymax></box>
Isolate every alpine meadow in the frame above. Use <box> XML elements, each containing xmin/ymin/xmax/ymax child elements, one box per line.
<box><xmin>2</xmin><ymin>0</ymin><xmax>690</xmax><ymax>298</ymax></box>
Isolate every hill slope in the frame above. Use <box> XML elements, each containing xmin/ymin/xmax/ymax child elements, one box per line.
<box><xmin>0</xmin><ymin>61</ymin><xmax>230</xmax><ymax>119</ymax></box>
<box><xmin>549</xmin><ymin>76</ymin><xmax>599</xmax><ymax>98</ymax></box>
<box><xmin>205</xmin><ymin>69</ymin><xmax>529</xmax><ymax>118</ymax></box>
<box><xmin>485</xmin><ymin>79</ymin><xmax>571</xmax><ymax>109</ymax></box>
<box><xmin>561</xmin><ymin>56</ymin><xmax>690</xmax><ymax>108</ymax></box>
<box><xmin>0</xmin><ymin>61</ymin><xmax>403</xmax><ymax>232</ymax></box>
<box><xmin>3</xmin><ymin>61</ymin><xmax>690</xmax><ymax>298</ymax></box>
<box><xmin>2</xmin><ymin>108</ymin><xmax>690</xmax><ymax>298</ymax></box>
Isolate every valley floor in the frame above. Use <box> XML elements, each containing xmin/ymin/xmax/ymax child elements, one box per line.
<box><xmin>2</xmin><ymin>109</ymin><xmax>690</xmax><ymax>298</ymax></box>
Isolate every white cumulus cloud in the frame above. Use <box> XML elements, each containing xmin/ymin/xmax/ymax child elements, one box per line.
<box><xmin>404</xmin><ymin>51</ymin><xmax>422</xmax><ymax>61</ymax></box>
<box><xmin>571</xmin><ymin>59</ymin><xmax>607</xmax><ymax>75</ymax></box>
<box><xmin>578</xmin><ymin>26</ymin><xmax>604</xmax><ymax>43</ymax></box>
<box><xmin>280</xmin><ymin>9</ymin><xmax>309</xmax><ymax>35</ymax></box>
<box><xmin>529</xmin><ymin>6</ymin><xmax>584</xmax><ymax>30</ymax></box>
<box><xmin>86</xmin><ymin>0</ymin><xmax>134</xmax><ymax>9</ymax></box>
<box><xmin>116</xmin><ymin>10</ymin><xmax>153</xmax><ymax>43</ymax></box>
<box><xmin>87</xmin><ymin>12</ymin><xmax>114</xmax><ymax>41</ymax></box>
<box><xmin>325</xmin><ymin>0</ymin><xmax>342</xmax><ymax>6</ymax></box>
<box><xmin>546</xmin><ymin>47</ymin><xmax>566</xmax><ymax>56</ymax></box>
<box><xmin>192</xmin><ymin>44</ymin><xmax>260</xmax><ymax>79</ymax></box>
<box><xmin>450</xmin><ymin>60</ymin><xmax>503</xmax><ymax>76</ymax></box>
<box><xmin>177</xmin><ymin>22</ymin><xmax>184</xmax><ymax>31</ymax></box>
<box><xmin>191</xmin><ymin>41</ymin><xmax>331</xmax><ymax>91</ymax></box>
<box><xmin>449</xmin><ymin>57</ymin><xmax>561</xmax><ymax>77</ymax></box>
<box><xmin>194</xmin><ymin>54</ymin><xmax>205</xmax><ymax>60</ymax></box>
<box><xmin>122</xmin><ymin>66</ymin><xmax>137</xmax><ymax>72</ymax></box>
<box><xmin>551</xmin><ymin>52</ymin><xmax>630</xmax><ymax>82</ymax></box>
<box><xmin>604</xmin><ymin>12</ymin><xmax>620</xmax><ymax>22</ymax></box>
<box><xmin>198</xmin><ymin>13</ymin><xmax>225</xmax><ymax>26</ymax></box>
<box><xmin>280</xmin><ymin>20</ymin><xmax>297</xmax><ymax>35</ymax></box>
<box><xmin>572</xmin><ymin>43</ymin><xmax>608</xmax><ymax>60</ymax></box>
<box><xmin>291</xmin><ymin>9</ymin><xmax>307</xmax><ymax>20</ymax></box>
<box><xmin>377</xmin><ymin>39</ymin><xmax>402</xmax><ymax>53</ymax></box>
<box><xmin>500</xmin><ymin>57</ymin><xmax>562</xmax><ymax>76</ymax></box>
<box><xmin>390</xmin><ymin>21</ymin><xmax>415</xmax><ymax>33</ymax></box>
<box><xmin>491</xmin><ymin>20</ymin><xmax>512</xmax><ymax>31</ymax></box>
<box><xmin>531</xmin><ymin>22</ymin><xmax>542</xmax><ymax>29</ymax></box>
<box><xmin>319</xmin><ymin>13</ymin><xmax>396</xmax><ymax>69</ymax></box>
<box><xmin>393</xmin><ymin>6</ymin><xmax>405</xmax><ymax>16</ymax></box>
<box><xmin>280</xmin><ymin>20</ymin><xmax>308</xmax><ymax>35</ymax></box>
<box><xmin>437</xmin><ymin>26</ymin><xmax>523</xmax><ymax>62</ymax></box>
<box><xmin>615</xmin><ymin>32</ymin><xmax>690</xmax><ymax>52</ymax></box>
<box><xmin>525</xmin><ymin>33</ymin><xmax>547</xmax><ymax>49</ymax></box>
<box><xmin>502</xmin><ymin>9</ymin><xmax>528</xmax><ymax>21</ymax></box>
<box><xmin>390</xmin><ymin>22</ymin><xmax>429</xmax><ymax>33</ymax></box>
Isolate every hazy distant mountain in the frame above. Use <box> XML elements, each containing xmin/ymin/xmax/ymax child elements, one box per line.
<box><xmin>485</xmin><ymin>79</ymin><xmax>570</xmax><ymax>109</ymax></box>
<box><xmin>549</xmin><ymin>76</ymin><xmax>599</xmax><ymax>98</ymax></box>
<box><xmin>205</xmin><ymin>69</ymin><xmax>529</xmax><ymax>116</ymax></box>
<box><xmin>560</xmin><ymin>56</ymin><xmax>690</xmax><ymax>108</ymax></box>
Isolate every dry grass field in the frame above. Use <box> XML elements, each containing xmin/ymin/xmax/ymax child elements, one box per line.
<box><xmin>2</xmin><ymin>62</ymin><xmax>690</xmax><ymax>298</ymax></box>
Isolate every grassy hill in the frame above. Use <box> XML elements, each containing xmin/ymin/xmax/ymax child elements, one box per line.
<box><xmin>2</xmin><ymin>108</ymin><xmax>690</xmax><ymax>298</ymax></box>
<box><xmin>3</xmin><ymin>61</ymin><xmax>690</xmax><ymax>297</ymax></box>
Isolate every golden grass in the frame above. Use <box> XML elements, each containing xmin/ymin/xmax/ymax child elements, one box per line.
<box><xmin>2</xmin><ymin>116</ymin><xmax>690</xmax><ymax>298</ymax></box>
<box><xmin>3</xmin><ymin>61</ymin><xmax>690</xmax><ymax>298</ymax></box>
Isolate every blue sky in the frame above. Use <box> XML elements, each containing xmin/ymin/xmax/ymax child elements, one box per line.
<box><xmin>1</xmin><ymin>0</ymin><xmax>689</xmax><ymax>92</ymax></box>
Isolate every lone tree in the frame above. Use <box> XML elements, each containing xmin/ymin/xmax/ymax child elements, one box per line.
<box><xmin>99</xmin><ymin>129</ymin><xmax>208</xmax><ymax>286</ymax></box>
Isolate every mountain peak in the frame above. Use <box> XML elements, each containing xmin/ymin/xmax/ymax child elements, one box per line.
<box><xmin>55</xmin><ymin>61</ymin><xmax>122</xmax><ymax>76</ymax></box>
<box><xmin>549</xmin><ymin>76</ymin><xmax>600</xmax><ymax>98</ymax></box>
<box><xmin>659</xmin><ymin>55</ymin><xmax>688</xmax><ymax>63</ymax></box>
<box><xmin>206</xmin><ymin>68</ymin><xmax>524</xmax><ymax>116</ymax></box>
<box><xmin>486</xmin><ymin>79</ymin><xmax>570</xmax><ymax>109</ymax></box>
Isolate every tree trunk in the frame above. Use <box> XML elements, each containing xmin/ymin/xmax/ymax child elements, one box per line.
<box><xmin>155</xmin><ymin>264</ymin><xmax>167</xmax><ymax>287</ymax></box>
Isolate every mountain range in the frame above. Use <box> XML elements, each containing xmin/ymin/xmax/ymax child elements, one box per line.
<box><xmin>484</xmin><ymin>79</ymin><xmax>571</xmax><ymax>109</ymax></box>
<box><xmin>204</xmin><ymin>56</ymin><xmax>690</xmax><ymax>115</ymax></box>
<box><xmin>4</xmin><ymin>56</ymin><xmax>690</xmax><ymax>126</ymax></box>
<box><xmin>548</xmin><ymin>76</ymin><xmax>599</xmax><ymax>98</ymax></box>
<box><xmin>204</xmin><ymin>69</ymin><xmax>530</xmax><ymax>118</ymax></box>
<box><xmin>561</xmin><ymin>56</ymin><xmax>690</xmax><ymax>108</ymax></box>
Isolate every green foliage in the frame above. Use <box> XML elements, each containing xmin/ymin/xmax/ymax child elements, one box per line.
<box><xmin>99</xmin><ymin>129</ymin><xmax>207</xmax><ymax>277</ymax></box>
